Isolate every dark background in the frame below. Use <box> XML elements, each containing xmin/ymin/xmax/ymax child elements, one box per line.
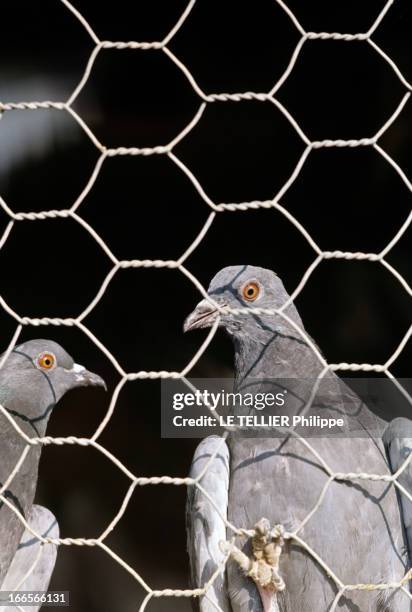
<box><xmin>0</xmin><ymin>1</ymin><xmax>411</xmax><ymax>610</ymax></box>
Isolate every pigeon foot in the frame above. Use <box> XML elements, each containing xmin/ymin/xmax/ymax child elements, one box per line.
<box><xmin>220</xmin><ymin>518</ymin><xmax>285</xmax><ymax>611</ymax></box>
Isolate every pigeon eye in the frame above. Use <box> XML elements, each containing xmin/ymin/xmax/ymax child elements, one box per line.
<box><xmin>36</xmin><ymin>352</ymin><xmax>56</xmax><ymax>370</ymax></box>
<box><xmin>242</xmin><ymin>282</ymin><xmax>260</xmax><ymax>302</ymax></box>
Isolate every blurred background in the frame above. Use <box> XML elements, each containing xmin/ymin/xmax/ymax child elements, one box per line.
<box><xmin>0</xmin><ymin>0</ymin><xmax>411</xmax><ymax>609</ymax></box>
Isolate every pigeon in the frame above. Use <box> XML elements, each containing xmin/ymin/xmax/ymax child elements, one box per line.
<box><xmin>184</xmin><ymin>265</ymin><xmax>409</xmax><ymax>611</ymax></box>
<box><xmin>0</xmin><ymin>339</ymin><xmax>105</xmax><ymax>602</ymax></box>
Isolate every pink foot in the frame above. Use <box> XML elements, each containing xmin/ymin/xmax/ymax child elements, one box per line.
<box><xmin>256</xmin><ymin>585</ymin><xmax>277</xmax><ymax>612</ymax></box>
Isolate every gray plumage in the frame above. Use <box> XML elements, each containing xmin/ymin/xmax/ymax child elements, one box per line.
<box><xmin>185</xmin><ymin>265</ymin><xmax>409</xmax><ymax>611</ymax></box>
<box><xmin>384</xmin><ymin>418</ymin><xmax>412</xmax><ymax>573</ymax></box>
<box><xmin>186</xmin><ymin>436</ymin><xmax>231</xmax><ymax>612</ymax></box>
<box><xmin>0</xmin><ymin>339</ymin><xmax>105</xmax><ymax>589</ymax></box>
<box><xmin>2</xmin><ymin>505</ymin><xmax>59</xmax><ymax>611</ymax></box>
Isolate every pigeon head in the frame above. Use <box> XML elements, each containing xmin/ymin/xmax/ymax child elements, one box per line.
<box><xmin>184</xmin><ymin>265</ymin><xmax>303</xmax><ymax>339</ymax></box>
<box><xmin>0</xmin><ymin>339</ymin><xmax>106</xmax><ymax>433</ymax></box>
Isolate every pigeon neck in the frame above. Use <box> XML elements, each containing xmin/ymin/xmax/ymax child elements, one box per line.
<box><xmin>231</xmin><ymin>331</ymin><xmax>329</xmax><ymax>423</ymax></box>
<box><xmin>232</xmin><ymin>327</ymin><xmax>324</xmax><ymax>385</ymax></box>
<box><xmin>0</xmin><ymin>386</ymin><xmax>55</xmax><ymax>438</ymax></box>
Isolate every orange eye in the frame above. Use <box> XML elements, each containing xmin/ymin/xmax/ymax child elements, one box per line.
<box><xmin>242</xmin><ymin>282</ymin><xmax>260</xmax><ymax>302</ymax></box>
<box><xmin>37</xmin><ymin>352</ymin><xmax>56</xmax><ymax>370</ymax></box>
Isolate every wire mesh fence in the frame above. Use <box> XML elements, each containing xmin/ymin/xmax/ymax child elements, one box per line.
<box><xmin>0</xmin><ymin>0</ymin><xmax>412</xmax><ymax>610</ymax></box>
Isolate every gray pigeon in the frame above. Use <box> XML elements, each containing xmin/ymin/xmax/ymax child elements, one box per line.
<box><xmin>184</xmin><ymin>265</ymin><xmax>409</xmax><ymax>611</ymax></box>
<box><xmin>0</xmin><ymin>339</ymin><xmax>105</xmax><ymax>600</ymax></box>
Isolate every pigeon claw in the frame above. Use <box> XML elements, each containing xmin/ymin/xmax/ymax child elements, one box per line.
<box><xmin>221</xmin><ymin>519</ymin><xmax>286</xmax><ymax>611</ymax></box>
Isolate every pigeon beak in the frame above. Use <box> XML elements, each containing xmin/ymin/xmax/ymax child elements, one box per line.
<box><xmin>183</xmin><ymin>298</ymin><xmax>223</xmax><ymax>332</ymax></box>
<box><xmin>70</xmin><ymin>363</ymin><xmax>107</xmax><ymax>390</ymax></box>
